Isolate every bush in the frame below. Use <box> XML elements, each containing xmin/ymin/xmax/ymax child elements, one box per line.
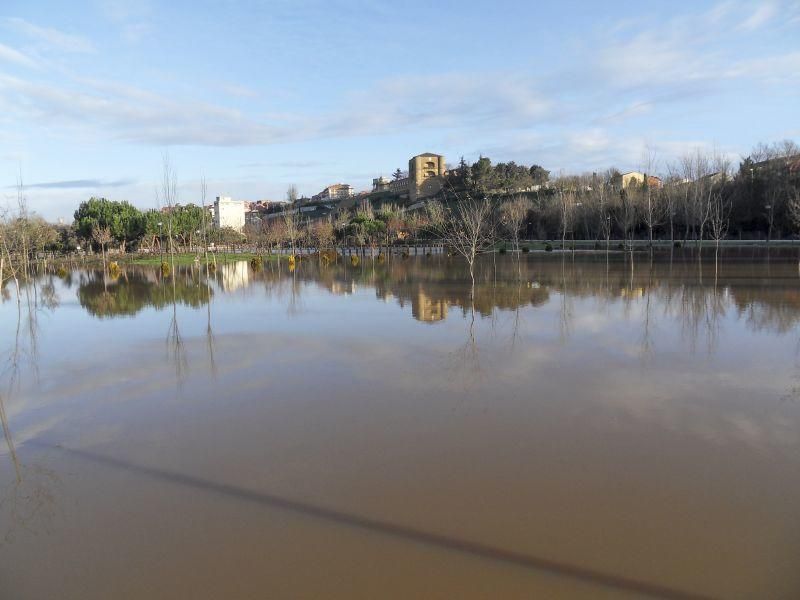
<box><xmin>522</xmin><ymin>246</ymin><xmax>530</xmax><ymax>253</ymax></box>
<box><xmin>617</xmin><ymin>243</ymin><xmax>625</xmax><ymax>250</ymax></box>
<box><xmin>108</xmin><ymin>261</ymin><xmax>121</xmax><ymax>278</ymax></box>
<box><xmin>350</xmin><ymin>255</ymin><xmax>360</xmax><ymax>266</ymax></box>
<box><xmin>544</xmin><ymin>243</ymin><xmax>553</xmax><ymax>252</ymax></box>
<box><xmin>249</xmin><ymin>256</ymin><xmax>263</xmax><ymax>270</ymax></box>
<box><xmin>673</xmin><ymin>241</ymin><xmax>682</xmax><ymax>248</ymax></box>
<box><xmin>160</xmin><ymin>261</ymin><xmax>170</xmax><ymax>277</ymax></box>
<box><xmin>499</xmin><ymin>247</ymin><xmax>507</xmax><ymax>254</ymax></box>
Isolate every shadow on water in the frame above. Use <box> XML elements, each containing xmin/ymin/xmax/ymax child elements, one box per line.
<box><xmin>40</xmin><ymin>442</ymin><xmax>711</xmax><ymax>600</ymax></box>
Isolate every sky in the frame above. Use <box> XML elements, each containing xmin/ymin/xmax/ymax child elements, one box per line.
<box><xmin>1</xmin><ymin>0</ymin><xmax>799</xmax><ymax>221</ymax></box>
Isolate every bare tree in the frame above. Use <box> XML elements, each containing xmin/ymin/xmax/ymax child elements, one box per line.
<box><xmin>286</xmin><ymin>184</ymin><xmax>299</xmax><ymax>205</ymax></box>
<box><xmin>640</xmin><ymin>146</ymin><xmax>661</xmax><ymax>247</ymax></box>
<box><xmin>311</xmin><ymin>218</ymin><xmax>335</xmax><ymax>258</ymax></box>
<box><xmin>616</xmin><ymin>188</ymin><xmax>639</xmax><ymax>250</ymax></box>
<box><xmin>91</xmin><ymin>225</ymin><xmax>112</xmax><ymax>271</ymax></box>
<box><xmin>708</xmin><ymin>191</ymin><xmax>732</xmax><ymax>249</ymax></box>
<box><xmin>788</xmin><ymin>189</ymin><xmax>800</xmax><ymax>270</ymax></box>
<box><xmin>156</xmin><ymin>153</ymin><xmax>178</xmax><ymax>268</ymax></box>
<box><xmin>200</xmin><ymin>174</ymin><xmax>214</xmax><ymax>270</ymax></box>
<box><xmin>557</xmin><ymin>186</ymin><xmax>577</xmax><ymax>249</ymax></box>
<box><xmin>764</xmin><ymin>180</ymin><xmax>785</xmax><ymax>244</ymax></box>
<box><xmin>499</xmin><ymin>196</ymin><xmax>531</xmax><ymax>253</ymax></box>
<box><xmin>677</xmin><ymin>150</ymin><xmax>731</xmax><ymax>248</ymax></box>
<box><xmin>663</xmin><ymin>167</ymin><xmax>684</xmax><ymax>242</ymax></box>
<box><xmin>282</xmin><ymin>209</ymin><xmax>302</xmax><ymax>256</ymax></box>
<box><xmin>499</xmin><ymin>195</ymin><xmax>532</xmax><ymax>277</ymax></box>
<box><xmin>427</xmin><ymin>192</ymin><xmax>495</xmax><ymax>293</ymax></box>
<box><xmin>0</xmin><ymin>207</ymin><xmax>21</xmax><ymax>304</ymax></box>
<box><xmin>264</xmin><ymin>219</ymin><xmax>286</xmax><ymax>255</ymax></box>
<box><xmin>592</xmin><ymin>182</ymin><xmax>613</xmax><ymax>251</ymax></box>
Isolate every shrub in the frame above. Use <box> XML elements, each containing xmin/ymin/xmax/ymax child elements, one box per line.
<box><xmin>544</xmin><ymin>243</ymin><xmax>553</xmax><ymax>252</ymax></box>
<box><xmin>160</xmin><ymin>261</ymin><xmax>170</xmax><ymax>277</ymax></box>
<box><xmin>350</xmin><ymin>255</ymin><xmax>360</xmax><ymax>266</ymax></box>
<box><xmin>249</xmin><ymin>256</ymin><xmax>263</xmax><ymax>270</ymax></box>
<box><xmin>56</xmin><ymin>266</ymin><xmax>68</xmax><ymax>279</ymax></box>
<box><xmin>522</xmin><ymin>246</ymin><xmax>530</xmax><ymax>253</ymax></box>
<box><xmin>499</xmin><ymin>247</ymin><xmax>507</xmax><ymax>254</ymax></box>
<box><xmin>617</xmin><ymin>243</ymin><xmax>625</xmax><ymax>250</ymax></box>
<box><xmin>108</xmin><ymin>261</ymin><xmax>121</xmax><ymax>278</ymax></box>
<box><xmin>673</xmin><ymin>241</ymin><xmax>682</xmax><ymax>248</ymax></box>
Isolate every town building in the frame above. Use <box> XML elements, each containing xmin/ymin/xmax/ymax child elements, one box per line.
<box><xmin>409</xmin><ymin>152</ymin><xmax>446</xmax><ymax>202</ymax></box>
<box><xmin>370</xmin><ymin>152</ymin><xmax>447</xmax><ymax>203</ymax></box>
<box><xmin>621</xmin><ymin>171</ymin><xmax>663</xmax><ymax>189</ymax></box>
<box><xmin>372</xmin><ymin>176</ymin><xmax>391</xmax><ymax>192</ymax></box>
<box><xmin>312</xmin><ymin>183</ymin><xmax>354</xmax><ymax>202</ymax></box>
<box><xmin>213</xmin><ymin>196</ymin><xmax>246</xmax><ymax>231</ymax></box>
<box><xmin>412</xmin><ymin>289</ymin><xmax>448</xmax><ymax>323</ymax></box>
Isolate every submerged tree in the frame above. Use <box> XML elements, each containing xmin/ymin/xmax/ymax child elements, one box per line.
<box><xmin>499</xmin><ymin>195</ymin><xmax>532</xmax><ymax>277</ymax></box>
<box><xmin>91</xmin><ymin>225</ymin><xmax>112</xmax><ymax>271</ymax></box>
<box><xmin>427</xmin><ymin>192</ymin><xmax>496</xmax><ymax>293</ymax></box>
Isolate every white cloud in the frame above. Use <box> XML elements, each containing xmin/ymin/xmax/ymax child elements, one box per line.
<box><xmin>3</xmin><ymin>17</ymin><xmax>95</xmax><ymax>53</ymax></box>
<box><xmin>0</xmin><ymin>42</ymin><xmax>39</xmax><ymax>69</ymax></box>
<box><xmin>725</xmin><ymin>51</ymin><xmax>800</xmax><ymax>81</ymax></box>
<box><xmin>737</xmin><ymin>2</ymin><xmax>778</xmax><ymax>31</ymax></box>
<box><xmin>94</xmin><ymin>0</ymin><xmax>153</xmax><ymax>43</ymax></box>
<box><xmin>0</xmin><ymin>2</ymin><xmax>794</xmax><ymax>173</ymax></box>
<box><xmin>219</xmin><ymin>83</ymin><xmax>260</xmax><ymax>99</ymax></box>
<box><xmin>0</xmin><ymin>68</ymin><xmax>556</xmax><ymax>148</ymax></box>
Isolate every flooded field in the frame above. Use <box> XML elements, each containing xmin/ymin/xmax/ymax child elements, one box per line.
<box><xmin>1</xmin><ymin>250</ymin><xmax>800</xmax><ymax>599</ymax></box>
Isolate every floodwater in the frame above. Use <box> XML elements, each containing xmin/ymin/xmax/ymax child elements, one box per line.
<box><xmin>1</xmin><ymin>250</ymin><xmax>800</xmax><ymax>599</ymax></box>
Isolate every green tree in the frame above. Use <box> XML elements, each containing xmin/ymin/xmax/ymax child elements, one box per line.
<box><xmin>74</xmin><ymin>197</ymin><xmax>145</xmax><ymax>251</ymax></box>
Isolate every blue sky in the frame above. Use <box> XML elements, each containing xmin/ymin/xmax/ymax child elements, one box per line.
<box><xmin>1</xmin><ymin>0</ymin><xmax>799</xmax><ymax>220</ymax></box>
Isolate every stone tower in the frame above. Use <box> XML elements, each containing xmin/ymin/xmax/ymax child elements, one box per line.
<box><xmin>408</xmin><ymin>153</ymin><xmax>446</xmax><ymax>202</ymax></box>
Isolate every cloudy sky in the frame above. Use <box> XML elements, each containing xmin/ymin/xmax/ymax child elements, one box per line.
<box><xmin>1</xmin><ymin>0</ymin><xmax>799</xmax><ymax>220</ymax></box>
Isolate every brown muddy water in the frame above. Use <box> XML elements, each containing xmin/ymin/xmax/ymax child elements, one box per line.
<box><xmin>1</xmin><ymin>250</ymin><xmax>800</xmax><ymax>599</ymax></box>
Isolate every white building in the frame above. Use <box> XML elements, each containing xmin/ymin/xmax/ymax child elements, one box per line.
<box><xmin>312</xmin><ymin>183</ymin><xmax>353</xmax><ymax>202</ymax></box>
<box><xmin>213</xmin><ymin>196</ymin><xmax>246</xmax><ymax>231</ymax></box>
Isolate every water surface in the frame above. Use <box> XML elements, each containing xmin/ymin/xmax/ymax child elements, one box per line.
<box><xmin>2</xmin><ymin>251</ymin><xmax>800</xmax><ymax>599</ymax></box>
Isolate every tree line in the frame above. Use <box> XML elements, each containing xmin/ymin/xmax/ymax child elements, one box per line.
<box><xmin>1</xmin><ymin>139</ymin><xmax>798</xmax><ymax>277</ymax></box>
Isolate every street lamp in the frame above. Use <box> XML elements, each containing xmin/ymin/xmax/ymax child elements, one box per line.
<box><xmin>158</xmin><ymin>221</ymin><xmax>163</xmax><ymax>263</ymax></box>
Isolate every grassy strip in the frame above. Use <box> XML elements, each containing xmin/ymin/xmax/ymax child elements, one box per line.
<box><xmin>124</xmin><ymin>252</ymin><xmax>285</xmax><ymax>265</ymax></box>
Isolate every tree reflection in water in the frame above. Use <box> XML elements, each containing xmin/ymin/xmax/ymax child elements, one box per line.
<box><xmin>0</xmin><ymin>274</ymin><xmax>60</xmax><ymax>544</ymax></box>
<box><xmin>67</xmin><ymin>251</ymin><xmax>800</xmax><ymax>345</ymax></box>
<box><xmin>77</xmin><ymin>267</ymin><xmax>211</xmax><ymax>318</ymax></box>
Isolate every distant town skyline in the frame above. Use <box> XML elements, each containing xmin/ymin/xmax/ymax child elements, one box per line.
<box><xmin>1</xmin><ymin>0</ymin><xmax>798</xmax><ymax>220</ymax></box>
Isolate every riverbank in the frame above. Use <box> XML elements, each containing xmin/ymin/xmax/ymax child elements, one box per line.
<box><xmin>124</xmin><ymin>252</ymin><xmax>284</xmax><ymax>266</ymax></box>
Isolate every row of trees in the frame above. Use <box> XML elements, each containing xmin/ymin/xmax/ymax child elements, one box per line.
<box><xmin>445</xmin><ymin>141</ymin><xmax>800</xmax><ymax>244</ymax></box>
<box><xmin>1</xmin><ymin>140</ymin><xmax>798</xmax><ymax>273</ymax></box>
